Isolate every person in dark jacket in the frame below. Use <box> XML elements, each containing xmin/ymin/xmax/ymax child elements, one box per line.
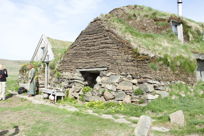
<box><xmin>0</xmin><ymin>64</ymin><xmax>8</xmax><ymax>100</ymax></box>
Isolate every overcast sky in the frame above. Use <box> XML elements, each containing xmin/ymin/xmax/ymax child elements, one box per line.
<box><xmin>0</xmin><ymin>0</ymin><xmax>203</xmax><ymax>60</ymax></box>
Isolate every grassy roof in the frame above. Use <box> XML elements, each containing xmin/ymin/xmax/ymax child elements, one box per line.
<box><xmin>47</xmin><ymin>37</ymin><xmax>72</xmax><ymax>58</ymax></box>
<box><xmin>100</xmin><ymin>5</ymin><xmax>204</xmax><ymax>73</ymax></box>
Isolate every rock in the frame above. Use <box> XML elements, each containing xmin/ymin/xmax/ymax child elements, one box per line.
<box><xmin>100</xmin><ymin>71</ymin><xmax>107</xmax><ymax>76</ymax></box>
<box><xmin>146</xmin><ymin>94</ymin><xmax>159</xmax><ymax>100</ymax></box>
<box><xmin>107</xmin><ymin>75</ymin><xmax>121</xmax><ymax>83</ymax></box>
<box><xmin>93</xmin><ymin>84</ymin><xmax>101</xmax><ymax>90</ymax></box>
<box><xmin>156</xmin><ymin>91</ymin><xmax>169</xmax><ymax>98</ymax></box>
<box><xmin>84</xmin><ymin>91</ymin><xmax>92</xmax><ymax>97</ymax></box>
<box><xmin>105</xmin><ymin>84</ymin><xmax>116</xmax><ymax>91</ymax></box>
<box><xmin>127</xmin><ymin>74</ymin><xmax>132</xmax><ymax>80</ymax></box>
<box><xmin>72</xmin><ymin>80</ymin><xmax>85</xmax><ymax>85</ymax></box>
<box><xmin>106</xmin><ymin>72</ymin><xmax>114</xmax><ymax>76</ymax></box>
<box><xmin>123</xmin><ymin>95</ymin><xmax>131</xmax><ymax>103</ymax></box>
<box><xmin>139</xmin><ymin>83</ymin><xmax>154</xmax><ymax>93</ymax></box>
<box><xmin>72</xmin><ymin>86</ymin><xmax>82</xmax><ymax>93</ymax></box>
<box><xmin>121</xmin><ymin>72</ymin><xmax>127</xmax><ymax>76</ymax></box>
<box><xmin>131</xmin><ymin>96</ymin><xmax>139</xmax><ymax>102</ymax></box>
<box><xmin>154</xmin><ymin>85</ymin><xmax>166</xmax><ymax>90</ymax></box>
<box><xmin>91</xmin><ymin>90</ymin><xmax>104</xmax><ymax>97</ymax></box>
<box><xmin>96</xmin><ymin>76</ymin><xmax>102</xmax><ymax>84</ymax></box>
<box><xmin>42</xmin><ymin>93</ymin><xmax>49</xmax><ymax>99</ymax></box>
<box><xmin>117</xmin><ymin>81</ymin><xmax>133</xmax><ymax>91</ymax></box>
<box><xmin>151</xmin><ymin>126</ymin><xmax>170</xmax><ymax>132</ymax></box>
<box><xmin>104</xmin><ymin>91</ymin><xmax>115</xmax><ymax>101</ymax></box>
<box><xmin>169</xmin><ymin>110</ymin><xmax>185</xmax><ymax>127</ymax></box>
<box><xmin>72</xmin><ymin>93</ymin><xmax>79</xmax><ymax>99</ymax></box>
<box><xmin>101</xmin><ymin>77</ymin><xmax>109</xmax><ymax>83</ymax></box>
<box><xmin>137</xmin><ymin>79</ymin><xmax>148</xmax><ymax>84</ymax></box>
<box><xmin>131</xmin><ymin>79</ymin><xmax>138</xmax><ymax>85</ymax></box>
<box><xmin>147</xmin><ymin>80</ymin><xmax>159</xmax><ymax>84</ymax></box>
<box><xmin>84</xmin><ymin>96</ymin><xmax>103</xmax><ymax>102</ymax></box>
<box><xmin>133</xmin><ymin>85</ymin><xmax>139</xmax><ymax>90</ymax></box>
<box><xmin>115</xmin><ymin>91</ymin><xmax>126</xmax><ymax>101</ymax></box>
<box><xmin>134</xmin><ymin>115</ymin><xmax>152</xmax><ymax>136</ymax></box>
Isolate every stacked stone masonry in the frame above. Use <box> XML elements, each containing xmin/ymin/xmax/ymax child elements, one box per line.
<box><xmin>53</xmin><ymin>71</ymin><xmax>171</xmax><ymax>104</ymax></box>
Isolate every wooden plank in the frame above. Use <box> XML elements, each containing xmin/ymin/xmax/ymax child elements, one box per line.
<box><xmin>77</xmin><ymin>67</ymin><xmax>107</xmax><ymax>72</ymax></box>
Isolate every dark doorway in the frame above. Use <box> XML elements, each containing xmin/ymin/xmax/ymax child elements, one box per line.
<box><xmin>80</xmin><ymin>71</ymin><xmax>100</xmax><ymax>88</ymax></box>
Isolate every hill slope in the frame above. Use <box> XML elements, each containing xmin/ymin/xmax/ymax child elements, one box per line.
<box><xmin>0</xmin><ymin>59</ymin><xmax>28</xmax><ymax>77</ymax></box>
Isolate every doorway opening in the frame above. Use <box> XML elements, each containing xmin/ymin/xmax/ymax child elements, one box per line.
<box><xmin>80</xmin><ymin>71</ymin><xmax>100</xmax><ymax>88</ymax></box>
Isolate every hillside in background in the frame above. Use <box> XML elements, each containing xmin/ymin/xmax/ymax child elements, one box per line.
<box><xmin>0</xmin><ymin>59</ymin><xmax>28</xmax><ymax>77</ymax></box>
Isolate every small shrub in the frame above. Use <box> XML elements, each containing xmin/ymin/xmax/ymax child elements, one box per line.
<box><xmin>158</xmin><ymin>54</ymin><xmax>196</xmax><ymax>73</ymax></box>
<box><xmin>82</xmin><ymin>86</ymin><xmax>92</xmax><ymax>93</ymax></box>
<box><xmin>85</xmin><ymin>101</ymin><xmax>125</xmax><ymax>113</ymax></box>
<box><xmin>85</xmin><ymin>101</ymin><xmax>105</xmax><ymax>109</ymax></box>
<box><xmin>79</xmin><ymin>95</ymin><xmax>85</xmax><ymax>102</ymax></box>
<box><xmin>55</xmin><ymin>71</ymin><xmax>62</xmax><ymax>78</ymax></box>
<box><xmin>134</xmin><ymin>89</ymin><xmax>144</xmax><ymax>95</ymax></box>
<box><xmin>139</xmin><ymin>99</ymin><xmax>145</xmax><ymax>104</ymax></box>
<box><xmin>148</xmin><ymin>62</ymin><xmax>158</xmax><ymax>71</ymax></box>
<box><xmin>58</xmin><ymin>97</ymin><xmax>77</xmax><ymax>104</ymax></box>
<box><xmin>155</xmin><ymin>21</ymin><xmax>169</xmax><ymax>27</ymax></box>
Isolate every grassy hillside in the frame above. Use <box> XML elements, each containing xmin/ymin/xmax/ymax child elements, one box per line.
<box><xmin>0</xmin><ymin>59</ymin><xmax>28</xmax><ymax>91</ymax></box>
<box><xmin>101</xmin><ymin>5</ymin><xmax>204</xmax><ymax>73</ymax></box>
<box><xmin>0</xmin><ymin>59</ymin><xmax>28</xmax><ymax>77</ymax></box>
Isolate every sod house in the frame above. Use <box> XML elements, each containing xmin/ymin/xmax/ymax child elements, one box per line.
<box><xmin>56</xmin><ymin>5</ymin><xmax>204</xmax><ymax>103</ymax></box>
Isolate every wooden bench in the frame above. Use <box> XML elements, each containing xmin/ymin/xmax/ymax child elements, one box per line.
<box><xmin>41</xmin><ymin>88</ymin><xmax>65</xmax><ymax>103</ymax></box>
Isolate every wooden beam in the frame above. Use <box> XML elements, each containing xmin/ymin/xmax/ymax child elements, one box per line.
<box><xmin>77</xmin><ymin>67</ymin><xmax>107</xmax><ymax>72</ymax></box>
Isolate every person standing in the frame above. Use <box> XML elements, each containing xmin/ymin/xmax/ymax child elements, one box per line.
<box><xmin>27</xmin><ymin>64</ymin><xmax>37</xmax><ymax>96</ymax></box>
<box><xmin>0</xmin><ymin>64</ymin><xmax>8</xmax><ymax>100</ymax></box>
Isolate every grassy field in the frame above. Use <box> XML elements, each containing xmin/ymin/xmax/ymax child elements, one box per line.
<box><xmin>0</xmin><ymin>59</ymin><xmax>28</xmax><ymax>91</ymax></box>
<box><xmin>0</xmin><ymin>97</ymin><xmax>133</xmax><ymax>136</ymax></box>
<box><xmin>60</xmin><ymin>83</ymin><xmax>204</xmax><ymax>136</ymax></box>
<box><xmin>0</xmin><ymin>59</ymin><xmax>28</xmax><ymax>77</ymax></box>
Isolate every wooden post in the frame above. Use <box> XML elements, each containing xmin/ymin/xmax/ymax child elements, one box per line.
<box><xmin>45</xmin><ymin>62</ymin><xmax>49</xmax><ymax>89</ymax></box>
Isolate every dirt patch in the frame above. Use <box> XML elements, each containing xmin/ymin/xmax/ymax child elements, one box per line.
<box><xmin>0</xmin><ymin>96</ymin><xmax>28</xmax><ymax>108</ymax></box>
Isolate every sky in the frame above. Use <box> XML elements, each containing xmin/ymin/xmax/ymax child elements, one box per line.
<box><xmin>0</xmin><ymin>0</ymin><xmax>203</xmax><ymax>60</ymax></box>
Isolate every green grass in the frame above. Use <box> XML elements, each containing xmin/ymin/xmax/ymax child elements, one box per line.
<box><xmin>133</xmin><ymin>88</ymin><xmax>144</xmax><ymax>95</ymax></box>
<box><xmin>47</xmin><ymin>37</ymin><xmax>72</xmax><ymax>59</ymax></box>
<box><xmin>82</xmin><ymin>82</ymin><xmax>204</xmax><ymax>136</ymax></box>
<box><xmin>6</xmin><ymin>75</ymin><xmax>19</xmax><ymax>92</ymax></box>
<box><xmin>0</xmin><ymin>97</ymin><xmax>133</xmax><ymax>136</ymax></box>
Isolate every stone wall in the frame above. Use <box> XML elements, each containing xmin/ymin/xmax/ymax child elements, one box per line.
<box><xmin>54</xmin><ymin>71</ymin><xmax>170</xmax><ymax>104</ymax></box>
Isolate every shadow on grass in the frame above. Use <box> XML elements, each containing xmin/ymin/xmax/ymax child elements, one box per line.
<box><xmin>0</xmin><ymin>126</ymin><xmax>20</xmax><ymax>136</ymax></box>
<box><xmin>5</xmin><ymin>93</ymin><xmax>16</xmax><ymax>100</ymax></box>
